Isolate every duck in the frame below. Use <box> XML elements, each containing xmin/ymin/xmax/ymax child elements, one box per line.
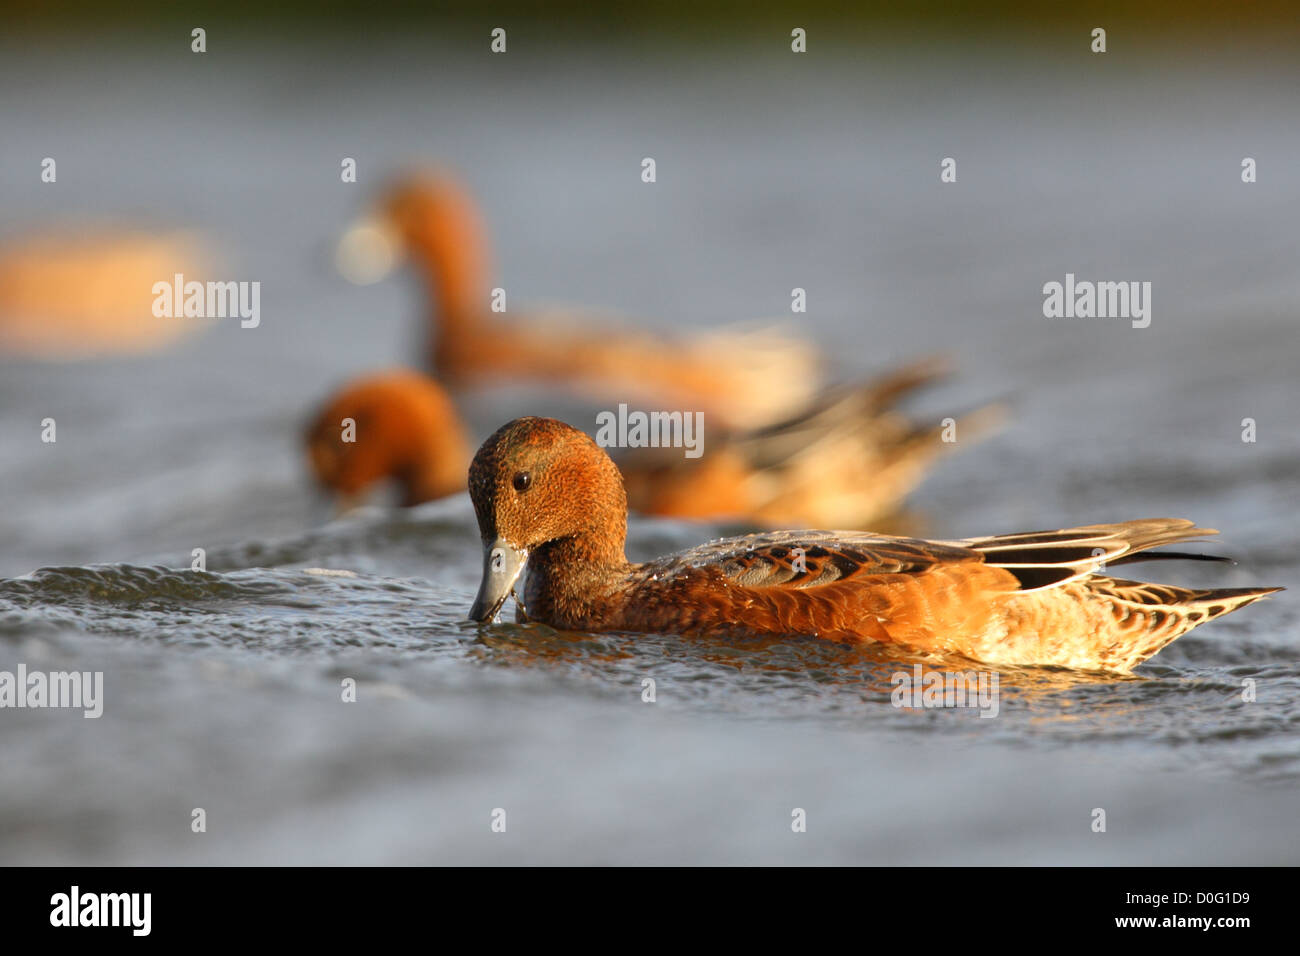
<box><xmin>0</xmin><ymin>228</ymin><xmax>212</xmax><ymax>359</ymax></box>
<box><xmin>335</xmin><ymin>169</ymin><xmax>821</xmax><ymax>430</ymax></box>
<box><xmin>303</xmin><ymin>361</ymin><xmax>999</xmax><ymax>528</ymax></box>
<box><xmin>465</xmin><ymin>417</ymin><xmax>1280</xmax><ymax>674</ymax></box>
<box><xmin>303</xmin><ymin>369</ymin><xmax>472</xmax><ymax>509</ymax></box>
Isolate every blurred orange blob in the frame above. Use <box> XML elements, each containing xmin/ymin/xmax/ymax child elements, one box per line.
<box><xmin>304</xmin><ymin>369</ymin><xmax>473</xmax><ymax>510</ymax></box>
<box><xmin>0</xmin><ymin>229</ymin><xmax>214</xmax><ymax>359</ymax></box>
<box><xmin>618</xmin><ymin>359</ymin><xmax>1004</xmax><ymax>529</ymax></box>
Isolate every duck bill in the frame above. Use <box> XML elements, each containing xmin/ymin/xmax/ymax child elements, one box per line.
<box><xmin>335</xmin><ymin>216</ymin><xmax>403</xmax><ymax>286</ymax></box>
<box><xmin>468</xmin><ymin>539</ymin><xmax>528</xmax><ymax>623</ymax></box>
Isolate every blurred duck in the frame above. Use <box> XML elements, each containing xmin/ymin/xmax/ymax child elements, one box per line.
<box><xmin>335</xmin><ymin>170</ymin><xmax>821</xmax><ymax>430</ymax></box>
<box><xmin>303</xmin><ymin>362</ymin><xmax>1001</xmax><ymax>529</ymax></box>
<box><xmin>0</xmin><ymin>229</ymin><xmax>212</xmax><ymax>359</ymax></box>
<box><xmin>305</xmin><ymin>369</ymin><xmax>473</xmax><ymax>510</ymax></box>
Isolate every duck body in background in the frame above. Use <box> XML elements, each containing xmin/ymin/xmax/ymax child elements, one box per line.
<box><xmin>304</xmin><ymin>361</ymin><xmax>999</xmax><ymax>529</ymax></box>
<box><xmin>0</xmin><ymin>228</ymin><xmax>213</xmax><ymax>359</ymax></box>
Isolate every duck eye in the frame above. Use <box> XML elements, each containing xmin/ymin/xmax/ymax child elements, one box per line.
<box><xmin>512</xmin><ymin>471</ymin><xmax>532</xmax><ymax>492</ymax></box>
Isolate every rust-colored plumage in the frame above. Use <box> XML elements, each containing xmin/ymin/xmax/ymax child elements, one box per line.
<box><xmin>304</xmin><ymin>370</ymin><xmax>471</xmax><ymax>507</ymax></box>
<box><xmin>466</xmin><ymin>417</ymin><xmax>1280</xmax><ymax>674</ymax></box>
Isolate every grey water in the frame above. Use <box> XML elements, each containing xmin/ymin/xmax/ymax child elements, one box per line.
<box><xmin>1</xmin><ymin>31</ymin><xmax>1298</xmax><ymax>863</ymax></box>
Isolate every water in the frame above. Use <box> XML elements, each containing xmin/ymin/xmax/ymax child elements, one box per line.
<box><xmin>1</xmin><ymin>31</ymin><xmax>1298</xmax><ymax>863</ymax></box>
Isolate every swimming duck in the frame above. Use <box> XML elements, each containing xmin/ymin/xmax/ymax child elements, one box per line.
<box><xmin>304</xmin><ymin>369</ymin><xmax>472</xmax><ymax>509</ymax></box>
<box><xmin>466</xmin><ymin>417</ymin><xmax>1280</xmax><ymax>673</ymax></box>
<box><xmin>335</xmin><ymin>169</ymin><xmax>821</xmax><ymax>430</ymax></box>
<box><xmin>304</xmin><ymin>361</ymin><xmax>997</xmax><ymax>528</ymax></box>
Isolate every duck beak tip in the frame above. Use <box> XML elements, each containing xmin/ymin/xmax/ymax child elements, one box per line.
<box><xmin>468</xmin><ymin>538</ymin><xmax>528</xmax><ymax>623</ymax></box>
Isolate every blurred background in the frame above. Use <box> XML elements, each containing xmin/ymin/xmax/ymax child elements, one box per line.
<box><xmin>1</xmin><ymin>3</ymin><xmax>1297</xmax><ymax>864</ymax></box>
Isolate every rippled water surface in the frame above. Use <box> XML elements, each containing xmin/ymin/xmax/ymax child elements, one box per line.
<box><xmin>1</xmin><ymin>31</ymin><xmax>1298</xmax><ymax>863</ymax></box>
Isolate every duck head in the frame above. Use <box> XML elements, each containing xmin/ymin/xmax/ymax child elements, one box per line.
<box><xmin>467</xmin><ymin>417</ymin><xmax>627</xmax><ymax>622</ymax></box>
<box><xmin>304</xmin><ymin>370</ymin><xmax>469</xmax><ymax>510</ymax></box>
<box><xmin>336</xmin><ymin>170</ymin><xmax>490</xmax><ymax>322</ymax></box>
